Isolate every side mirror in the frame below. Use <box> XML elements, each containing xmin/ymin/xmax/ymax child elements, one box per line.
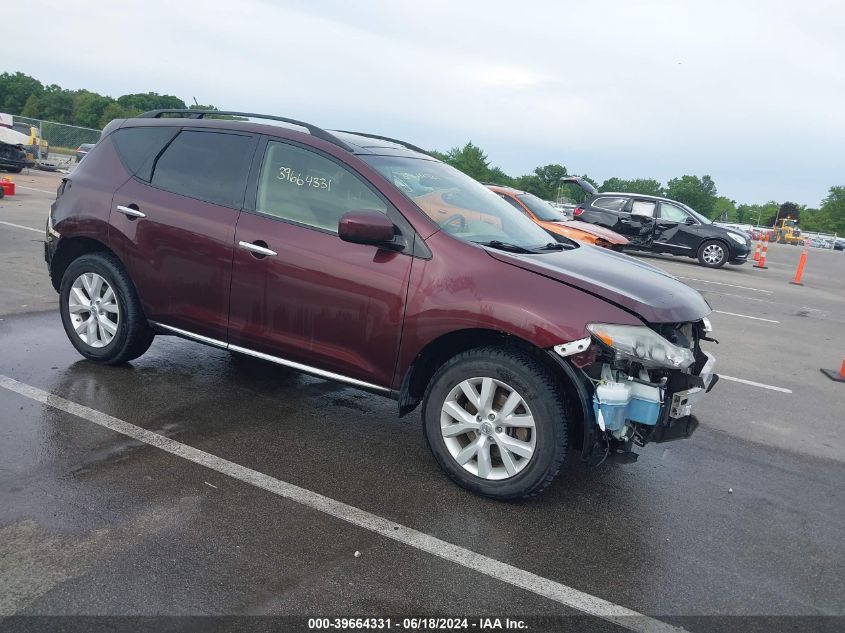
<box><xmin>338</xmin><ymin>210</ymin><xmax>399</xmax><ymax>248</ymax></box>
<box><xmin>684</xmin><ymin>217</ymin><xmax>696</xmax><ymax>225</ymax></box>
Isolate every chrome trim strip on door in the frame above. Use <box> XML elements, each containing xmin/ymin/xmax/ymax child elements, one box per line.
<box><xmin>238</xmin><ymin>241</ymin><xmax>278</xmax><ymax>257</ymax></box>
<box><xmin>115</xmin><ymin>205</ymin><xmax>146</xmax><ymax>218</ymax></box>
<box><xmin>149</xmin><ymin>321</ymin><xmax>390</xmax><ymax>393</ymax></box>
<box><xmin>653</xmin><ymin>242</ymin><xmax>692</xmax><ymax>250</ymax></box>
<box><xmin>151</xmin><ymin>322</ymin><xmax>228</xmax><ymax>349</ymax></box>
<box><xmin>228</xmin><ymin>345</ymin><xmax>390</xmax><ymax>393</ymax></box>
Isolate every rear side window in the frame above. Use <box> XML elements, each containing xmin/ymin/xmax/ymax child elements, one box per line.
<box><xmin>151</xmin><ymin>130</ymin><xmax>253</xmax><ymax>208</ymax></box>
<box><xmin>111</xmin><ymin>127</ymin><xmax>178</xmax><ymax>179</ymax></box>
<box><xmin>631</xmin><ymin>200</ymin><xmax>656</xmax><ymax>217</ymax></box>
<box><xmin>255</xmin><ymin>141</ymin><xmax>387</xmax><ymax>233</ymax></box>
<box><xmin>593</xmin><ymin>197</ymin><xmax>628</xmax><ymax>212</ymax></box>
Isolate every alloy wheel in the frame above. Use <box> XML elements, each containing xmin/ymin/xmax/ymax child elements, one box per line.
<box><xmin>440</xmin><ymin>377</ymin><xmax>536</xmax><ymax>480</ymax></box>
<box><xmin>702</xmin><ymin>244</ymin><xmax>725</xmax><ymax>265</ymax></box>
<box><xmin>67</xmin><ymin>272</ymin><xmax>120</xmax><ymax>348</ymax></box>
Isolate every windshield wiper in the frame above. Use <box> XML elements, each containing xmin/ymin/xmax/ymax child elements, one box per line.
<box><xmin>537</xmin><ymin>242</ymin><xmax>569</xmax><ymax>251</ymax></box>
<box><xmin>473</xmin><ymin>240</ymin><xmax>535</xmax><ymax>254</ymax></box>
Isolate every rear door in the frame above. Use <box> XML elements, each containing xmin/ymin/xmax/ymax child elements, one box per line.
<box><xmin>654</xmin><ymin>201</ymin><xmax>699</xmax><ymax>254</ymax></box>
<box><xmin>618</xmin><ymin>198</ymin><xmax>656</xmax><ymax>247</ymax></box>
<box><xmin>110</xmin><ymin>127</ymin><xmax>257</xmax><ymax>341</ymax></box>
<box><xmin>227</xmin><ymin>138</ymin><xmax>414</xmax><ymax>389</ymax></box>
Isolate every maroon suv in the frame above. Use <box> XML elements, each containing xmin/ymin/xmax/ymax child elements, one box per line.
<box><xmin>45</xmin><ymin>110</ymin><xmax>717</xmax><ymax>499</ymax></box>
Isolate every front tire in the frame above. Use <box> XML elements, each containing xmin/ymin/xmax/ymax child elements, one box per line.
<box><xmin>422</xmin><ymin>346</ymin><xmax>570</xmax><ymax>500</ymax></box>
<box><xmin>59</xmin><ymin>252</ymin><xmax>154</xmax><ymax>364</ymax></box>
<box><xmin>698</xmin><ymin>240</ymin><xmax>728</xmax><ymax>268</ymax></box>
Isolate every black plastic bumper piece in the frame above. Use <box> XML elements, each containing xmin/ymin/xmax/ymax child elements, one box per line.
<box><xmin>651</xmin><ymin>415</ymin><xmax>699</xmax><ymax>443</ymax></box>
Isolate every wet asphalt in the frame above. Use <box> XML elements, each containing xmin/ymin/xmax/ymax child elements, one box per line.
<box><xmin>1</xmin><ymin>172</ymin><xmax>844</xmax><ymax>632</ymax></box>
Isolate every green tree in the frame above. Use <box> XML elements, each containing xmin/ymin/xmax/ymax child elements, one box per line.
<box><xmin>665</xmin><ymin>175</ymin><xmax>718</xmax><ymax>215</ymax></box>
<box><xmin>442</xmin><ymin>142</ymin><xmax>492</xmax><ymax>181</ymax></box>
<box><xmin>806</xmin><ymin>186</ymin><xmax>845</xmax><ymax>235</ymax></box>
<box><xmin>738</xmin><ymin>201</ymin><xmax>779</xmax><ymax>227</ymax></box>
<box><xmin>20</xmin><ymin>94</ymin><xmax>41</xmax><ymax>118</ymax></box>
<box><xmin>99</xmin><ymin>102</ymin><xmax>130</xmax><ymax>128</ymax></box>
<box><xmin>0</xmin><ymin>72</ymin><xmax>44</xmax><ymax>114</ymax></box>
<box><xmin>117</xmin><ymin>92</ymin><xmax>186</xmax><ymax>112</ymax></box>
<box><xmin>73</xmin><ymin>92</ymin><xmax>114</xmax><ymax>129</ymax></box>
<box><xmin>39</xmin><ymin>85</ymin><xmax>74</xmax><ymax>123</ymax></box>
<box><xmin>711</xmin><ymin>196</ymin><xmax>737</xmax><ymax>221</ymax></box>
<box><xmin>531</xmin><ymin>164</ymin><xmax>569</xmax><ymax>199</ymax></box>
<box><xmin>599</xmin><ymin>177</ymin><xmax>664</xmax><ymax>196</ymax></box>
<box><xmin>487</xmin><ymin>166</ymin><xmax>514</xmax><ymax>186</ymax></box>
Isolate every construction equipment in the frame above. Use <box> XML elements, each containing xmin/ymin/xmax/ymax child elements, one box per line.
<box><xmin>772</xmin><ymin>218</ymin><xmax>803</xmax><ymax>245</ymax></box>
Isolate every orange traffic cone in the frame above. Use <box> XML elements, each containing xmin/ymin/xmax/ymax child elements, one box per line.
<box><xmin>755</xmin><ymin>234</ymin><xmax>769</xmax><ymax>270</ymax></box>
<box><xmin>753</xmin><ymin>238</ymin><xmax>762</xmax><ymax>261</ymax></box>
<box><xmin>821</xmin><ymin>358</ymin><xmax>845</xmax><ymax>382</ymax></box>
<box><xmin>790</xmin><ymin>242</ymin><xmax>809</xmax><ymax>285</ymax></box>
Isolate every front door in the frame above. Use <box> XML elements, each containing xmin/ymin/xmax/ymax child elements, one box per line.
<box><xmin>227</xmin><ymin>139</ymin><xmax>414</xmax><ymax>389</ymax></box>
<box><xmin>110</xmin><ymin>128</ymin><xmax>256</xmax><ymax>340</ymax></box>
<box><xmin>654</xmin><ymin>201</ymin><xmax>699</xmax><ymax>254</ymax></box>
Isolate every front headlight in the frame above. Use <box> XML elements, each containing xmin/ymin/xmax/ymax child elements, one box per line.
<box><xmin>586</xmin><ymin>323</ymin><xmax>695</xmax><ymax>369</ymax></box>
<box><xmin>728</xmin><ymin>233</ymin><xmax>746</xmax><ymax>246</ymax></box>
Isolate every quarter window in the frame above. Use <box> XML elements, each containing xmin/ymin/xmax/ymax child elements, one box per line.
<box><xmin>151</xmin><ymin>130</ymin><xmax>253</xmax><ymax>208</ymax></box>
<box><xmin>255</xmin><ymin>141</ymin><xmax>387</xmax><ymax>233</ymax></box>
<box><xmin>660</xmin><ymin>202</ymin><xmax>690</xmax><ymax>222</ymax></box>
<box><xmin>593</xmin><ymin>197</ymin><xmax>628</xmax><ymax>212</ymax></box>
<box><xmin>631</xmin><ymin>200</ymin><xmax>656</xmax><ymax>217</ymax></box>
<box><xmin>111</xmin><ymin>127</ymin><xmax>178</xmax><ymax>180</ymax></box>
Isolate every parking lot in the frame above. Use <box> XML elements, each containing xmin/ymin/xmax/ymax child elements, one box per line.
<box><xmin>1</xmin><ymin>170</ymin><xmax>843</xmax><ymax>632</ymax></box>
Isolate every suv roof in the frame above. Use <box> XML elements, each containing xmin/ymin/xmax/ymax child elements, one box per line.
<box><xmin>129</xmin><ymin>109</ymin><xmax>435</xmax><ymax>160</ymax></box>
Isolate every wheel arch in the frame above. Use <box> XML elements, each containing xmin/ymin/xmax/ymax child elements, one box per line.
<box><xmin>50</xmin><ymin>236</ymin><xmax>118</xmax><ymax>292</ymax></box>
<box><xmin>396</xmin><ymin>328</ymin><xmax>589</xmax><ymax>450</ymax></box>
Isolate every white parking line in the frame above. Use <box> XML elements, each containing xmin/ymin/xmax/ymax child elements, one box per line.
<box><xmin>719</xmin><ymin>375</ymin><xmax>792</xmax><ymax>393</ymax></box>
<box><xmin>712</xmin><ymin>310</ymin><xmax>780</xmax><ymax>323</ymax></box>
<box><xmin>0</xmin><ymin>374</ymin><xmax>680</xmax><ymax>633</ymax></box>
<box><xmin>17</xmin><ymin>185</ymin><xmax>56</xmax><ymax>195</ymax></box>
<box><xmin>0</xmin><ymin>220</ymin><xmax>42</xmax><ymax>234</ymax></box>
<box><xmin>677</xmin><ymin>276</ymin><xmax>773</xmax><ymax>294</ymax></box>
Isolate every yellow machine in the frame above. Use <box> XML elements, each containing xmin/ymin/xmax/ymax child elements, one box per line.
<box><xmin>772</xmin><ymin>218</ymin><xmax>802</xmax><ymax>245</ymax></box>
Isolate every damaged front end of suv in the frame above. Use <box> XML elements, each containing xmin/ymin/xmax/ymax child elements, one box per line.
<box><xmin>557</xmin><ymin>317</ymin><xmax>718</xmax><ymax>465</ymax></box>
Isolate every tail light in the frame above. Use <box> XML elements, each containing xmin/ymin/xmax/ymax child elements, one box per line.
<box><xmin>573</xmin><ymin>206</ymin><xmax>584</xmax><ymax>217</ymax></box>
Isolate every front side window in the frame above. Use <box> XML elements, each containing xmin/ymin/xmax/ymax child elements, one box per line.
<box><xmin>631</xmin><ymin>200</ymin><xmax>656</xmax><ymax>217</ymax></box>
<box><xmin>151</xmin><ymin>130</ymin><xmax>253</xmax><ymax>207</ymax></box>
<box><xmin>593</xmin><ymin>197</ymin><xmax>628</xmax><ymax>212</ymax></box>
<box><xmin>255</xmin><ymin>141</ymin><xmax>387</xmax><ymax>233</ymax></box>
<box><xmin>659</xmin><ymin>202</ymin><xmax>689</xmax><ymax>222</ymax></box>
<box><xmin>361</xmin><ymin>155</ymin><xmax>560</xmax><ymax>250</ymax></box>
<box><xmin>497</xmin><ymin>193</ymin><xmax>529</xmax><ymax>214</ymax></box>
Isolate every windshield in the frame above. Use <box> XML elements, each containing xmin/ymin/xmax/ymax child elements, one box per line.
<box><xmin>517</xmin><ymin>193</ymin><xmax>565</xmax><ymax>222</ymax></box>
<box><xmin>361</xmin><ymin>155</ymin><xmax>560</xmax><ymax>250</ymax></box>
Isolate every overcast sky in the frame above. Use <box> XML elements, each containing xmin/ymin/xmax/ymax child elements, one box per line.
<box><xmin>4</xmin><ymin>0</ymin><xmax>843</xmax><ymax>206</ymax></box>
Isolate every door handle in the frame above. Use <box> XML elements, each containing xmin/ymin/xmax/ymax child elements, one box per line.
<box><xmin>238</xmin><ymin>240</ymin><xmax>277</xmax><ymax>257</ymax></box>
<box><xmin>115</xmin><ymin>205</ymin><xmax>145</xmax><ymax>218</ymax></box>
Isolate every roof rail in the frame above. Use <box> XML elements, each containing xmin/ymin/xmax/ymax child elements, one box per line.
<box><xmin>333</xmin><ymin>130</ymin><xmax>433</xmax><ymax>157</ymax></box>
<box><xmin>136</xmin><ymin>109</ymin><xmax>353</xmax><ymax>151</ymax></box>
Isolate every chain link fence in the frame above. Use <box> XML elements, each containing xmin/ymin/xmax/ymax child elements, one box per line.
<box><xmin>11</xmin><ymin>115</ymin><xmax>101</xmax><ymax>168</ymax></box>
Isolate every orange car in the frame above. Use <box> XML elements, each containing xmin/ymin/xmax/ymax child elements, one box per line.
<box><xmin>487</xmin><ymin>185</ymin><xmax>629</xmax><ymax>251</ymax></box>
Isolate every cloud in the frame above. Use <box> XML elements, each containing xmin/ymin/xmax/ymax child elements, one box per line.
<box><xmin>3</xmin><ymin>0</ymin><xmax>842</xmax><ymax>205</ymax></box>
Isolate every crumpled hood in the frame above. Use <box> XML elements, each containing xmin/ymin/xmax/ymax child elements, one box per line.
<box><xmin>486</xmin><ymin>244</ymin><xmax>711</xmax><ymax>324</ymax></box>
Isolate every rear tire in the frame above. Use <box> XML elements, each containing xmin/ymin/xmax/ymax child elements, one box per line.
<box><xmin>697</xmin><ymin>240</ymin><xmax>728</xmax><ymax>268</ymax></box>
<box><xmin>422</xmin><ymin>346</ymin><xmax>570</xmax><ymax>500</ymax></box>
<box><xmin>59</xmin><ymin>252</ymin><xmax>154</xmax><ymax>364</ymax></box>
